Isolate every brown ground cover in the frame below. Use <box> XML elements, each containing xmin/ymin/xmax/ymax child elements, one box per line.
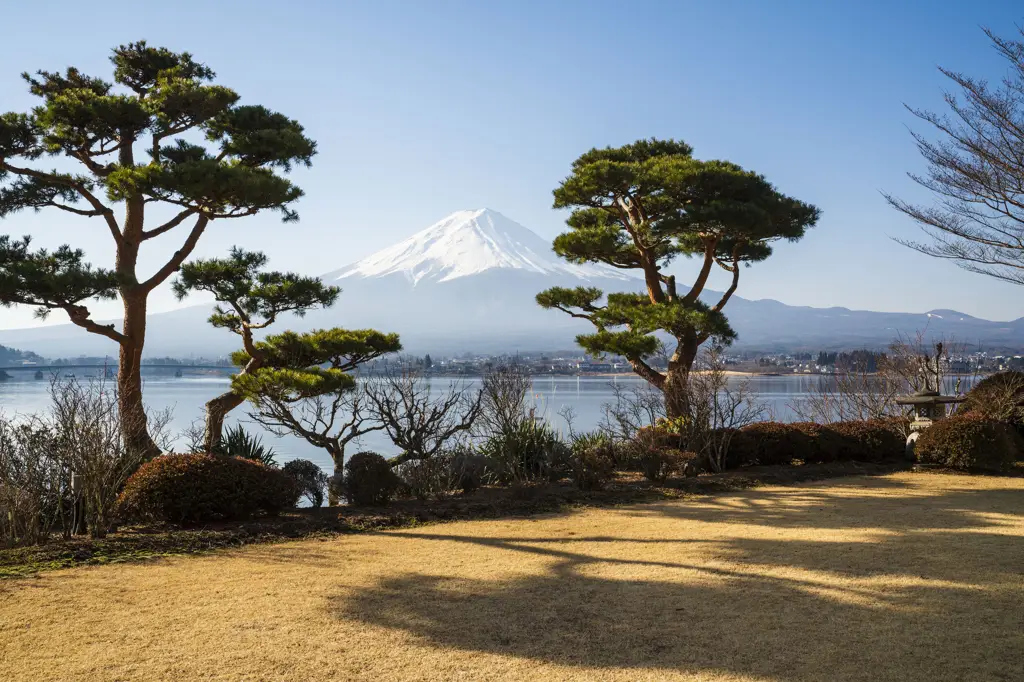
<box><xmin>1</xmin><ymin>472</ymin><xmax>1022</xmax><ymax>681</ymax></box>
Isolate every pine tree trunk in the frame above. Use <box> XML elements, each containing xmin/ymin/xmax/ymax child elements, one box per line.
<box><xmin>663</xmin><ymin>368</ymin><xmax>689</xmax><ymax>420</ymax></box>
<box><xmin>118</xmin><ymin>291</ymin><xmax>160</xmax><ymax>459</ymax></box>
<box><xmin>664</xmin><ymin>332</ymin><xmax>701</xmax><ymax>420</ymax></box>
<box><xmin>203</xmin><ymin>390</ymin><xmax>246</xmax><ymax>453</ymax></box>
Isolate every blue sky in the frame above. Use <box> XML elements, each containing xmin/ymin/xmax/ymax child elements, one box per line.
<box><xmin>1</xmin><ymin>0</ymin><xmax>1023</xmax><ymax>329</ymax></box>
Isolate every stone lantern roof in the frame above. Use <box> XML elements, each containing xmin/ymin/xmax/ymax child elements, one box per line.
<box><xmin>895</xmin><ymin>389</ymin><xmax>965</xmax><ymax>406</ymax></box>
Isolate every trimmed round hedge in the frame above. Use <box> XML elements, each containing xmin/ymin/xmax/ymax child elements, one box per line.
<box><xmin>915</xmin><ymin>413</ymin><xmax>1023</xmax><ymax>473</ymax></box>
<box><xmin>959</xmin><ymin>371</ymin><xmax>1024</xmax><ymax>435</ymax></box>
<box><xmin>568</xmin><ymin>445</ymin><xmax>616</xmax><ymax>490</ymax></box>
<box><xmin>282</xmin><ymin>459</ymin><xmax>329</xmax><ymax>508</ymax></box>
<box><xmin>343</xmin><ymin>452</ymin><xmax>400</xmax><ymax>506</ymax></box>
<box><xmin>117</xmin><ymin>454</ymin><xmax>299</xmax><ymax>525</ymax></box>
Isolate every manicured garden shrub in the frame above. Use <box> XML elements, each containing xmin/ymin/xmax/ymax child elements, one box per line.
<box><xmin>397</xmin><ymin>450</ymin><xmax>488</xmax><ymax>500</ymax></box>
<box><xmin>480</xmin><ymin>421</ymin><xmax>570</xmax><ymax>483</ymax></box>
<box><xmin>636</xmin><ymin>421</ymin><xmax>686</xmax><ymax>452</ymax></box>
<box><xmin>281</xmin><ymin>459</ymin><xmax>328</xmax><ymax>508</ymax></box>
<box><xmin>568</xmin><ymin>444</ymin><xmax>615</xmax><ymax>490</ymax></box>
<box><xmin>727</xmin><ymin>420</ymin><xmax>906</xmax><ymax>468</ymax></box>
<box><xmin>639</xmin><ymin>448</ymin><xmax>690</xmax><ymax>482</ymax></box>
<box><xmin>117</xmin><ymin>453</ymin><xmax>299</xmax><ymax>525</ymax></box>
<box><xmin>646</xmin><ymin>448</ymin><xmax>701</xmax><ymax>481</ymax></box>
<box><xmin>397</xmin><ymin>456</ymin><xmax>456</xmax><ymax>500</ymax></box>
<box><xmin>610</xmin><ymin>439</ymin><xmax>644</xmax><ymax>471</ymax></box>
<box><xmin>915</xmin><ymin>413</ymin><xmax>1023</xmax><ymax>472</ymax></box>
<box><xmin>827</xmin><ymin>419</ymin><xmax>906</xmax><ymax>462</ymax></box>
<box><xmin>735</xmin><ymin>422</ymin><xmax>812</xmax><ymax>466</ymax></box>
<box><xmin>450</xmin><ymin>451</ymin><xmax>490</xmax><ymax>493</ymax></box>
<box><xmin>789</xmin><ymin>422</ymin><xmax>844</xmax><ymax>463</ymax></box>
<box><xmin>959</xmin><ymin>371</ymin><xmax>1024</xmax><ymax>435</ymax></box>
<box><xmin>342</xmin><ymin>452</ymin><xmax>400</xmax><ymax>506</ymax></box>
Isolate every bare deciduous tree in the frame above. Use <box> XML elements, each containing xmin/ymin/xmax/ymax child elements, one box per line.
<box><xmin>887</xmin><ymin>26</ymin><xmax>1024</xmax><ymax>285</ymax></box>
<box><xmin>178</xmin><ymin>419</ymin><xmax>208</xmax><ymax>454</ymax></box>
<box><xmin>366</xmin><ymin>369</ymin><xmax>482</xmax><ymax>466</ymax></box>
<box><xmin>599</xmin><ymin>381</ymin><xmax>666</xmax><ymax>442</ymax></box>
<box><xmin>247</xmin><ymin>385</ymin><xmax>381</xmax><ymax>504</ymax></box>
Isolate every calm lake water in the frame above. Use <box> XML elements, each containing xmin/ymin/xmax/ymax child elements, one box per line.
<box><xmin>0</xmin><ymin>372</ymin><xmax>827</xmax><ymax>473</ymax></box>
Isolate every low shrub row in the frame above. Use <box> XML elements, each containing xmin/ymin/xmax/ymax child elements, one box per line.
<box><xmin>632</xmin><ymin>419</ymin><xmax>908</xmax><ymax>476</ymax></box>
<box><xmin>728</xmin><ymin>419</ymin><xmax>906</xmax><ymax>467</ymax></box>
<box><xmin>115</xmin><ymin>410</ymin><xmax>1023</xmax><ymax>528</ymax></box>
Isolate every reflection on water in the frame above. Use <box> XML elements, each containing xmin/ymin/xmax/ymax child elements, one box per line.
<box><xmin>0</xmin><ymin>372</ymin><xmax>888</xmax><ymax>473</ymax></box>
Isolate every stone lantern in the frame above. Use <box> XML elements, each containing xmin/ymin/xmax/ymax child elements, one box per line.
<box><xmin>895</xmin><ymin>389</ymin><xmax>965</xmax><ymax>455</ymax></box>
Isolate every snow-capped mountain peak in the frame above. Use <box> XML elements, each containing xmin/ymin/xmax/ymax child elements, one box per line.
<box><xmin>322</xmin><ymin>209</ymin><xmax>633</xmax><ymax>285</ymax></box>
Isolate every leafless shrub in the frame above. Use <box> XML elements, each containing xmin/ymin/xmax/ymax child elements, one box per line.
<box><xmin>680</xmin><ymin>348</ymin><xmax>765</xmax><ymax>473</ymax></box>
<box><xmin>0</xmin><ymin>377</ymin><xmax>160</xmax><ymax>544</ymax></box>
<box><xmin>599</xmin><ymin>349</ymin><xmax>761</xmax><ymax>474</ymax></box>
<box><xmin>792</xmin><ymin>332</ymin><xmax>975</xmax><ymax>430</ymax></box>
<box><xmin>0</xmin><ymin>417</ymin><xmax>68</xmax><ymax>546</ymax></box>
<box><xmin>48</xmin><ymin>377</ymin><xmax>151</xmax><ymax>538</ymax></box>
<box><xmin>599</xmin><ymin>381</ymin><xmax>666</xmax><ymax>442</ymax></box>
<box><xmin>395</xmin><ymin>454</ymin><xmax>465</xmax><ymax>501</ymax></box>
<box><xmin>366</xmin><ymin>369</ymin><xmax>483</xmax><ymax>466</ymax></box>
<box><xmin>178</xmin><ymin>419</ymin><xmax>207</xmax><ymax>453</ymax></box>
<box><xmin>477</xmin><ymin>364</ymin><xmax>532</xmax><ymax>438</ymax></box>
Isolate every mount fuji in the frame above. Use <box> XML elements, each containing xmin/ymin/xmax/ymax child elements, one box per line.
<box><xmin>322</xmin><ymin>209</ymin><xmax>632</xmax><ymax>285</ymax></box>
<box><xmin>305</xmin><ymin>209</ymin><xmax>638</xmax><ymax>351</ymax></box>
<box><xmin>2</xmin><ymin>208</ymin><xmax>1024</xmax><ymax>357</ymax></box>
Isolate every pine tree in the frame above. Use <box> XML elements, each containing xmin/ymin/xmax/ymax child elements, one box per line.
<box><xmin>537</xmin><ymin>139</ymin><xmax>819</xmax><ymax>417</ymax></box>
<box><xmin>172</xmin><ymin>248</ymin><xmax>339</xmax><ymax>451</ymax></box>
<box><xmin>0</xmin><ymin>42</ymin><xmax>315</xmax><ymax>456</ymax></box>
<box><xmin>232</xmin><ymin>328</ymin><xmax>401</xmax><ymax>501</ymax></box>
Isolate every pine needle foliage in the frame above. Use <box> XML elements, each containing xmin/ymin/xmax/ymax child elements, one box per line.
<box><xmin>172</xmin><ymin>248</ymin><xmax>338</xmax><ymax>451</ymax></box>
<box><xmin>537</xmin><ymin>139</ymin><xmax>819</xmax><ymax>416</ymax></box>
<box><xmin>0</xmin><ymin>41</ymin><xmax>316</xmax><ymax>456</ymax></box>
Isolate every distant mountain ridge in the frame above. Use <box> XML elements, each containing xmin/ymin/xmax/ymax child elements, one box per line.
<box><xmin>0</xmin><ymin>209</ymin><xmax>1022</xmax><ymax>357</ymax></box>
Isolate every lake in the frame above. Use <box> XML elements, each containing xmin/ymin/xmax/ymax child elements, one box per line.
<box><xmin>0</xmin><ymin>371</ymin><xmax>828</xmax><ymax>473</ymax></box>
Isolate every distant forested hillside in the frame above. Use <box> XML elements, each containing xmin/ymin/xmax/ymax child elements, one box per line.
<box><xmin>0</xmin><ymin>344</ymin><xmax>44</xmax><ymax>365</ymax></box>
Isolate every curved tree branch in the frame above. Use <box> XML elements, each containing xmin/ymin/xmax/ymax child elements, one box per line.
<box><xmin>140</xmin><ymin>214</ymin><xmax>209</xmax><ymax>291</ymax></box>
<box><xmin>64</xmin><ymin>304</ymin><xmax>126</xmax><ymax>344</ymax></box>
<box><xmin>141</xmin><ymin>208</ymin><xmax>197</xmax><ymax>240</ymax></box>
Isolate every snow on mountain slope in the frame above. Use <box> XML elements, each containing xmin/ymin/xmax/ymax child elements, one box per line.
<box><xmin>322</xmin><ymin>209</ymin><xmax>633</xmax><ymax>284</ymax></box>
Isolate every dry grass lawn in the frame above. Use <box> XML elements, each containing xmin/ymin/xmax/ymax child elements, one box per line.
<box><xmin>1</xmin><ymin>472</ymin><xmax>1023</xmax><ymax>681</ymax></box>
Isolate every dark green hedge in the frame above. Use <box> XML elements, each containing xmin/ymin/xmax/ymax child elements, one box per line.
<box><xmin>915</xmin><ymin>414</ymin><xmax>1023</xmax><ymax>473</ymax></box>
<box><xmin>117</xmin><ymin>454</ymin><xmax>299</xmax><ymax>525</ymax></box>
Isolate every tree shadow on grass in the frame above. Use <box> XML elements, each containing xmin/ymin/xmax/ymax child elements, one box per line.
<box><xmin>328</xmin><ymin>478</ymin><xmax>1024</xmax><ymax>681</ymax></box>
